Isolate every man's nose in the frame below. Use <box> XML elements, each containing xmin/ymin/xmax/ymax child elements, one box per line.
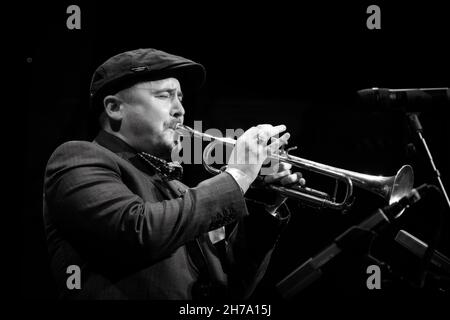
<box><xmin>171</xmin><ymin>97</ymin><xmax>185</xmax><ymax>118</ymax></box>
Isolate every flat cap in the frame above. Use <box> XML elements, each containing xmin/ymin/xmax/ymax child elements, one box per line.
<box><xmin>89</xmin><ymin>48</ymin><xmax>206</xmax><ymax>111</ymax></box>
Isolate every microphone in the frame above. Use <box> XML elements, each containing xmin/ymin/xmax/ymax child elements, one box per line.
<box><xmin>357</xmin><ymin>87</ymin><xmax>449</xmax><ymax>111</ymax></box>
<box><xmin>276</xmin><ymin>184</ymin><xmax>431</xmax><ymax>299</ymax></box>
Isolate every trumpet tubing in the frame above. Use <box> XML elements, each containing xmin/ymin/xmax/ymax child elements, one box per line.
<box><xmin>175</xmin><ymin>124</ymin><xmax>414</xmax><ymax>210</ymax></box>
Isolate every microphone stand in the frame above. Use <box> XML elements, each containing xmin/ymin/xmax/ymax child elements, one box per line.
<box><xmin>407</xmin><ymin>112</ymin><xmax>450</xmax><ymax>213</ymax></box>
<box><xmin>276</xmin><ymin>185</ymin><xmax>430</xmax><ymax>299</ymax></box>
<box><xmin>276</xmin><ymin>208</ymin><xmax>390</xmax><ymax>299</ymax></box>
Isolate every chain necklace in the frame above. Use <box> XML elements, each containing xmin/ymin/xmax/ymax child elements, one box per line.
<box><xmin>137</xmin><ymin>152</ymin><xmax>183</xmax><ymax>181</ymax></box>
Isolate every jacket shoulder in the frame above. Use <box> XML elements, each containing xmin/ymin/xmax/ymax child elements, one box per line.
<box><xmin>45</xmin><ymin>140</ymin><xmax>121</xmax><ymax>179</ymax></box>
<box><xmin>48</xmin><ymin>140</ymin><xmax>117</xmax><ymax>162</ymax></box>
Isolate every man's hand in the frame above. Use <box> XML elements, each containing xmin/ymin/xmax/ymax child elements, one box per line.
<box><xmin>226</xmin><ymin>124</ymin><xmax>305</xmax><ymax>216</ymax></box>
<box><xmin>262</xmin><ymin>162</ymin><xmax>306</xmax><ymax>216</ymax></box>
<box><xmin>227</xmin><ymin>124</ymin><xmax>289</xmax><ymax>186</ymax></box>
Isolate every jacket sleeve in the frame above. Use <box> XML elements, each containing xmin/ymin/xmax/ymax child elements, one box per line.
<box><xmin>44</xmin><ymin>141</ymin><xmax>248</xmax><ymax>266</ymax></box>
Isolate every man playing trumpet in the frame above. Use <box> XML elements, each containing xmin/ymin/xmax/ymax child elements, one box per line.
<box><xmin>43</xmin><ymin>48</ymin><xmax>303</xmax><ymax>300</ymax></box>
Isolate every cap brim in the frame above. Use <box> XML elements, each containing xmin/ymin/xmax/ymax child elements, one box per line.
<box><xmin>160</xmin><ymin>62</ymin><xmax>206</xmax><ymax>91</ymax></box>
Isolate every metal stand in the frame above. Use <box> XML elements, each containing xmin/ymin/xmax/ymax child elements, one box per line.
<box><xmin>407</xmin><ymin>112</ymin><xmax>450</xmax><ymax>213</ymax></box>
<box><xmin>276</xmin><ymin>209</ymin><xmax>389</xmax><ymax>299</ymax></box>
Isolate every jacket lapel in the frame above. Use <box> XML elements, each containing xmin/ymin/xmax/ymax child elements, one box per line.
<box><xmin>128</xmin><ymin>155</ymin><xmax>176</xmax><ymax>199</ymax></box>
<box><xmin>93</xmin><ymin>130</ymin><xmax>179</xmax><ymax>200</ymax></box>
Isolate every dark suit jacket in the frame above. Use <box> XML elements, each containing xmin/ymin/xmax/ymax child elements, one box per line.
<box><xmin>43</xmin><ymin>130</ymin><xmax>289</xmax><ymax>299</ymax></box>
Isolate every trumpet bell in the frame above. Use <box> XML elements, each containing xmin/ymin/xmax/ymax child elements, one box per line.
<box><xmin>388</xmin><ymin>165</ymin><xmax>414</xmax><ymax>205</ymax></box>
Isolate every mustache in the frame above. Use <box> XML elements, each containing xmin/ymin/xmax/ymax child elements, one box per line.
<box><xmin>168</xmin><ymin>120</ymin><xmax>183</xmax><ymax>130</ymax></box>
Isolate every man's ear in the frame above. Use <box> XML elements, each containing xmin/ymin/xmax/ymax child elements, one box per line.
<box><xmin>103</xmin><ymin>95</ymin><xmax>124</xmax><ymax>121</ymax></box>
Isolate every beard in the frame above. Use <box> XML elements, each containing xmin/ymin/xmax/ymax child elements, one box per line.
<box><xmin>152</xmin><ymin>128</ymin><xmax>181</xmax><ymax>161</ymax></box>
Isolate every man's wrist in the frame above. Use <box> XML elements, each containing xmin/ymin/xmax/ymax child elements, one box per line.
<box><xmin>225</xmin><ymin>167</ymin><xmax>253</xmax><ymax>194</ymax></box>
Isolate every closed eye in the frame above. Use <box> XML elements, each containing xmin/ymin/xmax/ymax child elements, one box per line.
<box><xmin>155</xmin><ymin>90</ymin><xmax>183</xmax><ymax>102</ymax></box>
<box><xmin>156</xmin><ymin>92</ymin><xmax>171</xmax><ymax>98</ymax></box>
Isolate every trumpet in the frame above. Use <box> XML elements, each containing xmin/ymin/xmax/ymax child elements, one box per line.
<box><xmin>175</xmin><ymin>124</ymin><xmax>414</xmax><ymax>210</ymax></box>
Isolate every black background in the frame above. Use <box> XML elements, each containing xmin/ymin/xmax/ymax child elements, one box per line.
<box><xmin>23</xmin><ymin>1</ymin><xmax>449</xmax><ymax>301</ymax></box>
